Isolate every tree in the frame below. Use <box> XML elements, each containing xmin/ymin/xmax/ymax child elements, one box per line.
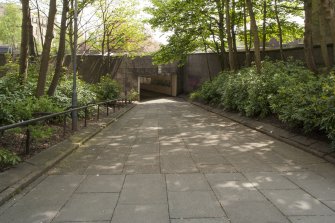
<box><xmin>304</xmin><ymin>0</ymin><xmax>317</xmax><ymax>72</ymax></box>
<box><xmin>19</xmin><ymin>0</ymin><xmax>30</xmax><ymax>84</ymax></box>
<box><xmin>0</xmin><ymin>3</ymin><xmax>21</xmax><ymax>49</ymax></box>
<box><xmin>246</xmin><ymin>0</ymin><xmax>261</xmax><ymax>73</ymax></box>
<box><xmin>48</xmin><ymin>0</ymin><xmax>69</xmax><ymax>96</ymax></box>
<box><xmin>36</xmin><ymin>0</ymin><xmax>57</xmax><ymax>97</ymax></box>
<box><xmin>225</xmin><ymin>0</ymin><xmax>236</xmax><ymax>70</ymax></box>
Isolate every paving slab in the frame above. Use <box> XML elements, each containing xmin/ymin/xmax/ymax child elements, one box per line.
<box><xmin>111</xmin><ymin>204</ymin><xmax>169</xmax><ymax>223</ymax></box>
<box><xmin>223</xmin><ymin>201</ymin><xmax>290</xmax><ymax>223</ymax></box>
<box><xmin>261</xmin><ymin>189</ymin><xmax>335</xmax><ymax>216</ymax></box>
<box><xmin>168</xmin><ymin>191</ymin><xmax>225</xmax><ymax>218</ymax></box>
<box><xmin>244</xmin><ymin>172</ymin><xmax>298</xmax><ymax>189</ymax></box>
<box><xmin>0</xmin><ymin>175</ymin><xmax>84</xmax><ymax>223</ymax></box>
<box><xmin>76</xmin><ymin>175</ymin><xmax>125</xmax><ymax>193</ymax></box>
<box><xmin>53</xmin><ymin>193</ymin><xmax>118</xmax><ymax>222</ymax></box>
<box><xmin>171</xmin><ymin>218</ymin><xmax>229</xmax><ymax>223</ymax></box>
<box><xmin>289</xmin><ymin>216</ymin><xmax>335</xmax><ymax>223</ymax></box>
<box><xmin>119</xmin><ymin>174</ymin><xmax>167</xmax><ymax>204</ymax></box>
<box><xmin>166</xmin><ymin>174</ymin><xmax>211</xmax><ymax>191</ymax></box>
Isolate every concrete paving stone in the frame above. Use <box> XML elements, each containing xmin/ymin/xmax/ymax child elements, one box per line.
<box><xmin>244</xmin><ymin>172</ymin><xmax>298</xmax><ymax>189</ymax></box>
<box><xmin>289</xmin><ymin>216</ymin><xmax>335</xmax><ymax>223</ymax></box>
<box><xmin>168</xmin><ymin>191</ymin><xmax>225</xmax><ymax>218</ymax></box>
<box><xmin>119</xmin><ymin>174</ymin><xmax>167</xmax><ymax>204</ymax></box>
<box><xmin>324</xmin><ymin>200</ymin><xmax>335</xmax><ymax>210</ymax></box>
<box><xmin>53</xmin><ymin>193</ymin><xmax>118</xmax><ymax>222</ymax></box>
<box><xmin>123</xmin><ymin>164</ymin><xmax>160</xmax><ymax>174</ymax></box>
<box><xmin>161</xmin><ymin>156</ymin><xmax>198</xmax><ymax>173</ymax></box>
<box><xmin>261</xmin><ymin>189</ymin><xmax>335</xmax><ymax>216</ymax></box>
<box><xmin>76</xmin><ymin>175</ymin><xmax>125</xmax><ymax>193</ymax></box>
<box><xmin>284</xmin><ymin>171</ymin><xmax>326</xmax><ymax>181</ymax></box>
<box><xmin>269</xmin><ymin>162</ymin><xmax>307</xmax><ymax>172</ymax></box>
<box><xmin>197</xmin><ymin>164</ymin><xmax>237</xmax><ymax>173</ymax></box>
<box><xmin>85</xmin><ymin>159</ymin><xmax>124</xmax><ymax>175</ymax></box>
<box><xmin>205</xmin><ymin>173</ymin><xmax>247</xmax><ymax>183</ymax></box>
<box><xmin>111</xmin><ymin>204</ymin><xmax>169</xmax><ymax>223</ymax></box>
<box><xmin>223</xmin><ymin>201</ymin><xmax>290</xmax><ymax>223</ymax></box>
<box><xmin>131</xmin><ymin>143</ymin><xmax>159</xmax><ymax>153</ymax></box>
<box><xmin>166</xmin><ymin>174</ymin><xmax>211</xmax><ymax>191</ymax></box>
<box><xmin>0</xmin><ymin>162</ymin><xmax>38</xmax><ymax>192</ymax></box>
<box><xmin>0</xmin><ymin>175</ymin><xmax>84</xmax><ymax>223</ymax></box>
<box><xmin>252</xmin><ymin>150</ymin><xmax>291</xmax><ymax>164</ymax></box>
<box><xmin>134</xmin><ymin>136</ymin><xmax>159</xmax><ymax>144</ymax></box>
<box><xmin>96</xmin><ymin>153</ymin><xmax>127</xmax><ymax>161</ymax></box>
<box><xmin>191</xmin><ymin>153</ymin><xmax>229</xmax><ymax>165</ymax></box>
<box><xmin>126</xmin><ymin>153</ymin><xmax>159</xmax><ymax>165</ymax></box>
<box><xmin>286</xmin><ymin>177</ymin><xmax>335</xmax><ymax>201</ymax></box>
<box><xmin>99</xmin><ymin>146</ymin><xmax>132</xmax><ymax>155</ymax></box>
<box><xmin>210</xmin><ymin>181</ymin><xmax>267</xmax><ymax>204</ymax></box>
<box><xmin>305</xmin><ymin>163</ymin><xmax>335</xmax><ymax>181</ymax></box>
<box><xmin>160</xmin><ymin>147</ymin><xmax>189</xmax><ymax>156</ymax></box>
<box><xmin>171</xmin><ymin>218</ymin><xmax>229</xmax><ymax>223</ymax></box>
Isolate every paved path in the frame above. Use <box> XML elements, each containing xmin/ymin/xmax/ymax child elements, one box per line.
<box><xmin>1</xmin><ymin>98</ymin><xmax>335</xmax><ymax>223</ymax></box>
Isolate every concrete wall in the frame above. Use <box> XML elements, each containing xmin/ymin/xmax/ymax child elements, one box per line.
<box><xmin>65</xmin><ymin>45</ymin><xmax>333</xmax><ymax>95</ymax></box>
<box><xmin>181</xmin><ymin>45</ymin><xmax>333</xmax><ymax>93</ymax></box>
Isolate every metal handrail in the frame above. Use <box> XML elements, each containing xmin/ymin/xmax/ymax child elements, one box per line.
<box><xmin>0</xmin><ymin>97</ymin><xmax>132</xmax><ymax>154</ymax></box>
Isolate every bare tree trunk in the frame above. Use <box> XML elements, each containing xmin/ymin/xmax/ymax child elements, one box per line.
<box><xmin>28</xmin><ymin>8</ymin><xmax>37</xmax><ymax>59</ymax></box>
<box><xmin>246</xmin><ymin>0</ymin><xmax>261</xmax><ymax>73</ymax></box>
<box><xmin>304</xmin><ymin>0</ymin><xmax>317</xmax><ymax>72</ymax></box>
<box><xmin>231</xmin><ymin>0</ymin><xmax>239</xmax><ymax>68</ymax></box>
<box><xmin>274</xmin><ymin>0</ymin><xmax>284</xmax><ymax>60</ymax></box>
<box><xmin>225</xmin><ymin>0</ymin><xmax>236</xmax><ymax>70</ymax></box>
<box><xmin>215</xmin><ymin>0</ymin><xmax>227</xmax><ymax>70</ymax></box>
<box><xmin>36</xmin><ymin>0</ymin><xmax>57</xmax><ymax>97</ymax></box>
<box><xmin>319</xmin><ymin>7</ymin><xmax>331</xmax><ymax>69</ymax></box>
<box><xmin>243</xmin><ymin>0</ymin><xmax>251</xmax><ymax>66</ymax></box>
<box><xmin>262</xmin><ymin>0</ymin><xmax>267</xmax><ymax>58</ymax></box>
<box><xmin>35</xmin><ymin>0</ymin><xmax>44</xmax><ymax>47</ymax></box>
<box><xmin>321</xmin><ymin>0</ymin><xmax>335</xmax><ymax>65</ymax></box>
<box><xmin>19</xmin><ymin>0</ymin><xmax>30</xmax><ymax>84</ymax></box>
<box><xmin>48</xmin><ymin>0</ymin><xmax>69</xmax><ymax>96</ymax></box>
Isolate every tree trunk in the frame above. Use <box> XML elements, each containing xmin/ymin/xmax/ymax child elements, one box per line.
<box><xmin>246</xmin><ymin>0</ymin><xmax>261</xmax><ymax>73</ymax></box>
<box><xmin>35</xmin><ymin>0</ymin><xmax>44</xmax><ymax>47</ymax></box>
<box><xmin>225</xmin><ymin>0</ymin><xmax>236</xmax><ymax>70</ymax></box>
<box><xmin>231</xmin><ymin>0</ymin><xmax>239</xmax><ymax>68</ymax></box>
<box><xmin>36</xmin><ymin>0</ymin><xmax>57</xmax><ymax>97</ymax></box>
<box><xmin>319</xmin><ymin>6</ymin><xmax>331</xmax><ymax>69</ymax></box>
<box><xmin>215</xmin><ymin>0</ymin><xmax>227</xmax><ymax>70</ymax></box>
<box><xmin>48</xmin><ymin>0</ymin><xmax>69</xmax><ymax>96</ymax></box>
<box><xmin>262</xmin><ymin>0</ymin><xmax>267</xmax><ymax>58</ymax></box>
<box><xmin>274</xmin><ymin>0</ymin><xmax>284</xmax><ymax>60</ymax></box>
<box><xmin>304</xmin><ymin>0</ymin><xmax>317</xmax><ymax>72</ymax></box>
<box><xmin>19</xmin><ymin>0</ymin><xmax>30</xmax><ymax>84</ymax></box>
<box><xmin>243</xmin><ymin>0</ymin><xmax>251</xmax><ymax>66</ymax></box>
<box><xmin>320</xmin><ymin>0</ymin><xmax>335</xmax><ymax>66</ymax></box>
<box><xmin>28</xmin><ymin>8</ymin><xmax>37</xmax><ymax>59</ymax></box>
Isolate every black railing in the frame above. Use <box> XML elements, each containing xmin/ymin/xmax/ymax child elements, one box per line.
<box><xmin>0</xmin><ymin>97</ymin><xmax>132</xmax><ymax>155</ymax></box>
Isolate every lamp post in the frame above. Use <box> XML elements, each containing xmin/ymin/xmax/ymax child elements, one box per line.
<box><xmin>72</xmin><ymin>0</ymin><xmax>78</xmax><ymax>131</ymax></box>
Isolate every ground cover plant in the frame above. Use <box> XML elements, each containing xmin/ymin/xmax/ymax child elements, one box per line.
<box><xmin>190</xmin><ymin>60</ymin><xmax>335</xmax><ymax>147</ymax></box>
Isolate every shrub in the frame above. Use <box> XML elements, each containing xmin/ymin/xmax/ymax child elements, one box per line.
<box><xmin>94</xmin><ymin>76</ymin><xmax>121</xmax><ymax>101</ymax></box>
<box><xmin>191</xmin><ymin>60</ymin><xmax>335</xmax><ymax>147</ymax></box>
<box><xmin>0</xmin><ymin>148</ymin><xmax>21</xmax><ymax>167</ymax></box>
<box><xmin>128</xmin><ymin>89</ymin><xmax>139</xmax><ymax>101</ymax></box>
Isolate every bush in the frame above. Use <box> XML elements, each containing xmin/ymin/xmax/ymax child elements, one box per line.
<box><xmin>128</xmin><ymin>89</ymin><xmax>139</xmax><ymax>101</ymax></box>
<box><xmin>191</xmin><ymin>60</ymin><xmax>335</xmax><ymax>146</ymax></box>
<box><xmin>0</xmin><ymin>148</ymin><xmax>21</xmax><ymax>167</ymax></box>
<box><xmin>94</xmin><ymin>76</ymin><xmax>121</xmax><ymax>101</ymax></box>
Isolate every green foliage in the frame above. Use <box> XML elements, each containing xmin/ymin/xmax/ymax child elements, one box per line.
<box><xmin>94</xmin><ymin>76</ymin><xmax>121</xmax><ymax>101</ymax></box>
<box><xmin>53</xmin><ymin>76</ymin><xmax>97</xmax><ymax>107</ymax></box>
<box><xmin>29</xmin><ymin>125</ymin><xmax>54</xmax><ymax>140</ymax></box>
<box><xmin>0</xmin><ymin>3</ymin><xmax>22</xmax><ymax>48</ymax></box>
<box><xmin>192</xmin><ymin>60</ymin><xmax>335</xmax><ymax>146</ymax></box>
<box><xmin>128</xmin><ymin>89</ymin><xmax>139</xmax><ymax>101</ymax></box>
<box><xmin>0</xmin><ymin>148</ymin><xmax>21</xmax><ymax>167</ymax></box>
